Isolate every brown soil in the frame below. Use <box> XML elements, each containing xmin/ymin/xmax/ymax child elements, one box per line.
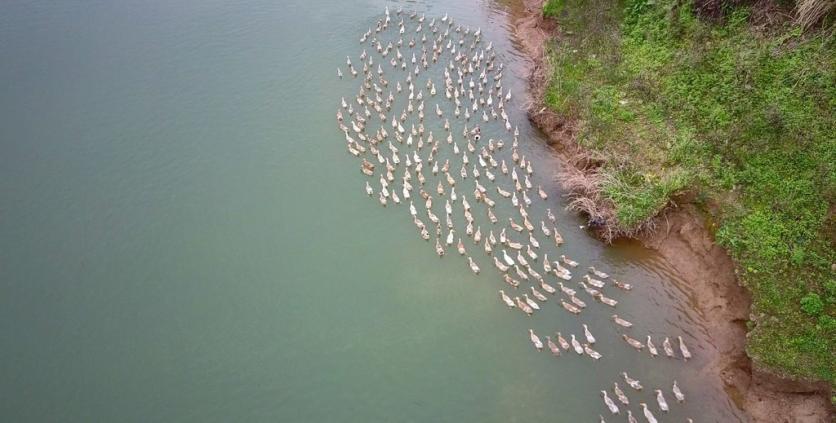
<box><xmin>509</xmin><ymin>0</ymin><xmax>834</xmax><ymax>421</ymax></box>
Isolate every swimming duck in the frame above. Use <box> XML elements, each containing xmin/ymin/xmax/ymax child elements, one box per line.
<box><xmin>526</xmin><ymin>245</ymin><xmax>538</xmax><ymax>261</ymax></box>
<box><xmin>613</xmin><ymin>383</ymin><xmax>629</xmax><ymax>405</ymax></box>
<box><xmin>503</xmin><ymin>274</ymin><xmax>520</xmax><ymax>288</ymax></box>
<box><xmin>553</xmin><ymin>229</ymin><xmax>564</xmax><ymax>246</ymax></box>
<box><xmin>570</xmin><ymin>295</ymin><xmax>587</xmax><ymax>309</ymax></box>
<box><xmin>561</xmin><ymin>255</ymin><xmax>579</xmax><ymax>267</ymax></box>
<box><xmin>528</xmin><ymin>329</ymin><xmax>543</xmax><ymax>351</ymax></box>
<box><xmin>508</xmin><ymin>218</ymin><xmax>524</xmax><ymax>232</ymax></box>
<box><xmin>542</xmin><ymin>255</ymin><xmax>552</xmax><ymax>273</ymax></box>
<box><xmin>601</xmin><ymin>391</ymin><xmax>619</xmax><ymax>414</ymax></box>
<box><xmin>561</xmin><ymin>300</ymin><xmax>581</xmax><ymax>315</ymax></box>
<box><xmin>546</xmin><ymin>208</ymin><xmax>556</xmax><ymax>222</ymax></box>
<box><xmin>598</xmin><ymin>295</ymin><xmax>618</xmax><ymax>307</ymax></box>
<box><xmin>528</xmin><ymin>233</ymin><xmax>539</xmax><ymax>248</ymax></box>
<box><xmin>530</xmin><ymin>286</ymin><xmax>547</xmax><ymax>302</ymax></box>
<box><xmin>654</xmin><ymin>389</ymin><xmax>669</xmax><ymax>412</ymax></box>
<box><xmin>662</xmin><ymin>337</ymin><xmax>675</xmax><ymax>358</ymax></box>
<box><xmin>678</xmin><ymin>336</ymin><xmax>692</xmax><ymax>361</ymax></box>
<box><xmin>457</xmin><ymin>238</ymin><xmax>466</xmax><ymax>255</ymax></box>
<box><xmin>467</xmin><ymin>256</ymin><xmax>480</xmax><ymax>274</ymax></box>
<box><xmin>446</xmin><ymin>229</ymin><xmax>454</xmax><ymax>246</ymax></box>
<box><xmin>540</xmin><ymin>221</ymin><xmax>551</xmax><ymax>237</ymax></box>
<box><xmin>556</xmin><ymin>332</ymin><xmax>570</xmax><ymax>350</ymax></box>
<box><xmin>584</xmin><ymin>344</ymin><xmax>602</xmax><ymax>360</ymax></box>
<box><xmin>501</xmin><ymin>249</ymin><xmax>515</xmax><ymax>266</ymax></box>
<box><xmin>514</xmin><ymin>250</ymin><xmax>528</xmax><ymax>267</ymax></box>
<box><xmin>538</xmin><ymin>185</ymin><xmax>548</xmax><ymax>200</ymax></box>
<box><xmin>558</xmin><ymin>282</ymin><xmax>576</xmax><ymax>297</ymax></box>
<box><xmin>640</xmin><ymin>403</ymin><xmax>658</xmax><ymax>423</ymax></box>
<box><xmin>612</xmin><ymin>315</ymin><xmax>633</xmax><ymax>328</ymax></box>
<box><xmin>435</xmin><ymin>238</ymin><xmax>444</xmax><ymax>256</ymax></box>
<box><xmin>499</xmin><ymin>290</ymin><xmax>514</xmax><ymax>308</ymax></box>
<box><xmin>647</xmin><ymin>336</ymin><xmax>658</xmax><ymax>357</ymax></box>
<box><xmin>672</xmin><ymin>380</ymin><xmax>685</xmax><ymax>403</ymax></box>
<box><xmin>484</xmin><ymin>239</ymin><xmax>493</xmax><ymax>254</ymax></box>
<box><xmin>365</xmin><ymin>181</ymin><xmax>374</xmax><ymax>196</ymax></box>
<box><xmin>623</xmin><ymin>334</ymin><xmax>644</xmax><ymax>350</ymax></box>
<box><xmin>623</xmin><ymin>372</ymin><xmax>643</xmax><ymax>390</ymax></box>
<box><xmin>584</xmin><ymin>275</ymin><xmax>606</xmax><ymax>289</ymax></box>
<box><xmin>613</xmin><ymin>279</ymin><xmax>633</xmax><ymax>290</ymax></box>
<box><xmin>546</xmin><ymin>336</ymin><xmax>560</xmax><ymax>356</ymax></box>
<box><xmin>523</xmin><ymin>294</ymin><xmax>540</xmax><ymax>311</ymax></box>
<box><xmin>626</xmin><ymin>410</ymin><xmax>638</xmax><ymax>423</ymax></box>
<box><xmin>513</xmin><ymin>265</ymin><xmax>528</xmax><ymax>280</ymax></box>
<box><xmin>494</xmin><ymin>257</ymin><xmax>509</xmax><ymax>272</ymax></box>
<box><xmin>579</xmin><ymin>282</ymin><xmax>601</xmax><ymax>298</ymax></box>
<box><xmin>583</xmin><ymin>324</ymin><xmax>596</xmax><ymax>344</ymax></box>
<box><xmin>589</xmin><ymin>266</ymin><xmax>610</xmax><ymax>279</ymax></box>
<box><xmin>540</xmin><ymin>279</ymin><xmax>556</xmax><ymax>294</ymax></box>
<box><xmin>516</xmin><ymin>297</ymin><xmax>533</xmax><ymax>316</ymax></box>
<box><xmin>570</xmin><ymin>334</ymin><xmax>584</xmax><ymax>354</ymax></box>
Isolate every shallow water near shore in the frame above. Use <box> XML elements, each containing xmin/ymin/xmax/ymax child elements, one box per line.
<box><xmin>0</xmin><ymin>0</ymin><xmax>744</xmax><ymax>421</ymax></box>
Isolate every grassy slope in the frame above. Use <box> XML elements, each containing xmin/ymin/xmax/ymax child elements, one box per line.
<box><xmin>542</xmin><ymin>0</ymin><xmax>835</xmax><ymax>382</ymax></box>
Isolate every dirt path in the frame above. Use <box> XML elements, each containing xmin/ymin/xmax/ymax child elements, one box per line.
<box><xmin>509</xmin><ymin>0</ymin><xmax>833</xmax><ymax>421</ymax></box>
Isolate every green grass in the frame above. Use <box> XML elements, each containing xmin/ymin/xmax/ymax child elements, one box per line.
<box><xmin>542</xmin><ymin>0</ymin><xmax>565</xmax><ymax>18</ymax></box>
<box><xmin>544</xmin><ymin>0</ymin><xmax>835</xmax><ymax>382</ymax></box>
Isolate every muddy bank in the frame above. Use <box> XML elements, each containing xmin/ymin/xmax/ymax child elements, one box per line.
<box><xmin>509</xmin><ymin>0</ymin><xmax>833</xmax><ymax>421</ymax></box>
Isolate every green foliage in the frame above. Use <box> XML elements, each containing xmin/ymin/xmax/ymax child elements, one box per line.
<box><xmin>801</xmin><ymin>293</ymin><xmax>825</xmax><ymax>316</ymax></box>
<box><xmin>542</xmin><ymin>0</ymin><xmax>564</xmax><ymax>19</ymax></box>
<box><xmin>544</xmin><ymin>0</ymin><xmax>836</xmax><ymax>382</ymax></box>
<box><xmin>603</xmin><ymin>169</ymin><xmax>690</xmax><ymax>228</ymax></box>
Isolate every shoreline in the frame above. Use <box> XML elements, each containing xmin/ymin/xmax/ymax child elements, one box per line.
<box><xmin>509</xmin><ymin>0</ymin><xmax>833</xmax><ymax>421</ymax></box>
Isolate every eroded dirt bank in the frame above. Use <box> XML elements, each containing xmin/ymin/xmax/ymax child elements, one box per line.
<box><xmin>510</xmin><ymin>0</ymin><xmax>833</xmax><ymax>421</ymax></box>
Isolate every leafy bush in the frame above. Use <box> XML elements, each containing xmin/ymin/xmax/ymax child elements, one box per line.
<box><xmin>801</xmin><ymin>293</ymin><xmax>824</xmax><ymax>317</ymax></box>
<box><xmin>542</xmin><ymin>0</ymin><xmax>564</xmax><ymax>18</ymax></box>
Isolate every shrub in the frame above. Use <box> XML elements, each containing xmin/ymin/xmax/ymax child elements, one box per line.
<box><xmin>800</xmin><ymin>293</ymin><xmax>825</xmax><ymax>316</ymax></box>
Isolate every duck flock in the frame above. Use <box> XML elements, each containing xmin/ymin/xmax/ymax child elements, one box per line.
<box><xmin>335</xmin><ymin>7</ymin><xmax>695</xmax><ymax>422</ymax></box>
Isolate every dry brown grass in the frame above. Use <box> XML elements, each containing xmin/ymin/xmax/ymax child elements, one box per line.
<box><xmin>797</xmin><ymin>0</ymin><xmax>835</xmax><ymax>29</ymax></box>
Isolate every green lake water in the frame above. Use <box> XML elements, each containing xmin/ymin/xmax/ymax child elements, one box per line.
<box><xmin>0</xmin><ymin>0</ymin><xmax>745</xmax><ymax>421</ymax></box>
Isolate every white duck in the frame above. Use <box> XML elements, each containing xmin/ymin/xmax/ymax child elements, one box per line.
<box><xmin>623</xmin><ymin>372</ymin><xmax>643</xmax><ymax>390</ymax></box>
<box><xmin>589</xmin><ymin>266</ymin><xmax>610</xmax><ymax>279</ymax></box>
<box><xmin>546</xmin><ymin>336</ymin><xmax>560</xmax><ymax>356</ymax></box>
<box><xmin>612</xmin><ymin>314</ymin><xmax>633</xmax><ymax>328</ymax></box>
<box><xmin>672</xmin><ymin>380</ymin><xmax>685</xmax><ymax>403</ymax></box>
<box><xmin>623</xmin><ymin>334</ymin><xmax>644</xmax><ymax>350</ymax></box>
<box><xmin>530</xmin><ymin>286</ymin><xmax>548</xmax><ymax>302</ymax></box>
<box><xmin>584</xmin><ymin>344</ymin><xmax>602</xmax><ymax>360</ymax></box>
<box><xmin>467</xmin><ymin>256</ymin><xmax>480</xmax><ymax>274</ymax></box>
<box><xmin>501</xmin><ymin>249</ymin><xmax>515</xmax><ymax>266</ymax></box>
<box><xmin>556</xmin><ymin>332</ymin><xmax>570</xmax><ymax>350</ymax></box>
<box><xmin>647</xmin><ymin>336</ymin><xmax>659</xmax><ymax>357</ymax></box>
<box><xmin>499</xmin><ymin>290</ymin><xmax>514</xmax><ymax>308</ymax></box>
<box><xmin>662</xmin><ymin>337</ymin><xmax>675</xmax><ymax>358</ymax></box>
<box><xmin>528</xmin><ymin>329</ymin><xmax>543</xmax><ymax>351</ymax></box>
<box><xmin>583</xmin><ymin>324</ymin><xmax>596</xmax><ymax>344</ymax></box>
<box><xmin>561</xmin><ymin>255</ymin><xmax>579</xmax><ymax>267</ymax></box>
<box><xmin>601</xmin><ymin>391</ymin><xmax>620</xmax><ymax>415</ymax></box>
<box><xmin>678</xmin><ymin>336</ymin><xmax>692</xmax><ymax>361</ymax></box>
<box><xmin>523</xmin><ymin>294</ymin><xmax>540</xmax><ymax>311</ymax></box>
<box><xmin>570</xmin><ymin>334</ymin><xmax>584</xmax><ymax>354</ymax></box>
<box><xmin>654</xmin><ymin>389</ymin><xmax>669</xmax><ymax>412</ymax></box>
<box><xmin>613</xmin><ymin>383</ymin><xmax>629</xmax><ymax>405</ymax></box>
<box><xmin>640</xmin><ymin>403</ymin><xmax>658</xmax><ymax>423</ymax></box>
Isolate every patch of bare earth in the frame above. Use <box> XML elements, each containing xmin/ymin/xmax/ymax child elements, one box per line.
<box><xmin>509</xmin><ymin>0</ymin><xmax>834</xmax><ymax>421</ymax></box>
